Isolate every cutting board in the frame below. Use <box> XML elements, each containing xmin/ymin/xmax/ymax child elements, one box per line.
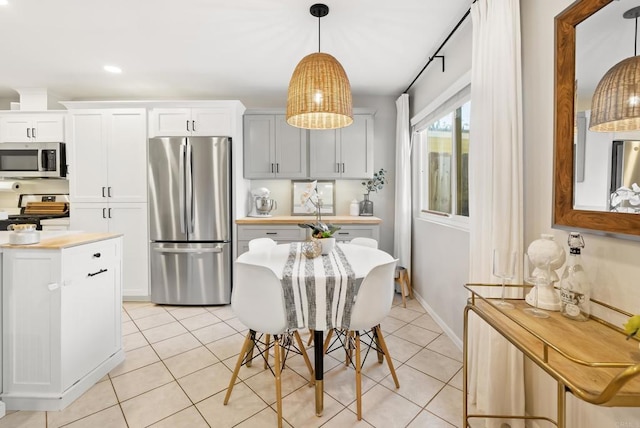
<box><xmin>23</xmin><ymin>202</ymin><xmax>69</xmax><ymax>215</ymax></box>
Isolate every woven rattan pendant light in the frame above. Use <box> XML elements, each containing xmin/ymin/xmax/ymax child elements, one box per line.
<box><xmin>590</xmin><ymin>6</ymin><xmax>640</xmax><ymax>132</ymax></box>
<box><xmin>286</xmin><ymin>3</ymin><xmax>353</xmax><ymax>130</ymax></box>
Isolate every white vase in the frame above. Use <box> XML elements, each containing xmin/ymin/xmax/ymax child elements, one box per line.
<box><xmin>320</xmin><ymin>237</ymin><xmax>336</xmax><ymax>255</ymax></box>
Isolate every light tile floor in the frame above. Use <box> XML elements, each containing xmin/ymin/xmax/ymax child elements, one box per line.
<box><xmin>0</xmin><ymin>295</ymin><xmax>464</xmax><ymax>428</ymax></box>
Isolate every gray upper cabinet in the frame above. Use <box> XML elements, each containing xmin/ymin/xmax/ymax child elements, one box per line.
<box><xmin>243</xmin><ymin>114</ymin><xmax>307</xmax><ymax>179</ymax></box>
<box><xmin>309</xmin><ymin>114</ymin><xmax>374</xmax><ymax>179</ymax></box>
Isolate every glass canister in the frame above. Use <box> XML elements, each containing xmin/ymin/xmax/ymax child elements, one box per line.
<box><xmin>359</xmin><ymin>194</ymin><xmax>374</xmax><ymax>216</ymax></box>
<box><xmin>559</xmin><ymin>232</ymin><xmax>591</xmax><ymax>321</ymax></box>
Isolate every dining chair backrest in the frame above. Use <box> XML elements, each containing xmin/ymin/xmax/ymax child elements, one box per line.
<box><xmin>349</xmin><ymin>259</ymin><xmax>398</xmax><ymax>331</ymax></box>
<box><xmin>232</xmin><ymin>261</ymin><xmax>288</xmax><ymax>334</ymax></box>
<box><xmin>248</xmin><ymin>237</ymin><xmax>277</xmax><ymax>252</ymax></box>
<box><xmin>349</xmin><ymin>237</ymin><xmax>378</xmax><ymax>249</ymax></box>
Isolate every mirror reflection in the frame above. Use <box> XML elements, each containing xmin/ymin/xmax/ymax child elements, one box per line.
<box><xmin>574</xmin><ymin>1</ymin><xmax>640</xmax><ymax>213</ymax></box>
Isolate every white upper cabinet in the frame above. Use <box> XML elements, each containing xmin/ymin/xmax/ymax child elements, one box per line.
<box><xmin>0</xmin><ymin>113</ymin><xmax>65</xmax><ymax>143</ymax></box>
<box><xmin>309</xmin><ymin>114</ymin><xmax>374</xmax><ymax>179</ymax></box>
<box><xmin>149</xmin><ymin>107</ymin><xmax>232</xmax><ymax>137</ymax></box>
<box><xmin>68</xmin><ymin>109</ymin><xmax>147</xmax><ymax>203</ymax></box>
<box><xmin>244</xmin><ymin>114</ymin><xmax>307</xmax><ymax>179</ymax></box>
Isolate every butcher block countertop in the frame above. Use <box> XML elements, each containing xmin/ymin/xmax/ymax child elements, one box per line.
<box><xmin>0</xmin><ymin>232</ymin><xmax>122</xmax><ymax>249</ymax></box>
<box><xmin>236</xmin><ymin>215</ymin><xmax>382</xmax><ymax>225</ymax></box>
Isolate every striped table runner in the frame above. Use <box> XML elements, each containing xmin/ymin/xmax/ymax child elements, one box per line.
<box><xmin>282</xmin><ymin>242</ymin><xmax>356</xmax><ymax>330</ymax></box>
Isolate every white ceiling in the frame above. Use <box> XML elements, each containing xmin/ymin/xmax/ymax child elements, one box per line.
<box><xmin>0</xmin><ymin>0</ymin><xmax>472</xmax><ymax>104</ymax></box>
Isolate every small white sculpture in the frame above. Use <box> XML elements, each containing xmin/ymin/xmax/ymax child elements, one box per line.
<box><xmin>525</xmin><ymin>234</ymin><xmax>566</xmax><ymax>311</ymax></box>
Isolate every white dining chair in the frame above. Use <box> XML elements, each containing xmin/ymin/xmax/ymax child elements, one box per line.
<box><xmin>248</xmin><ymin>237</ymin><xmax>277</xmax><ymax>252</ymax></box>
<box><xmin>224</xmin><ymin>261</ymin><xmax>314</xmax><ymax>428</ymax></box>
<box><xmin>349</xmin><ymin>237</ymin><xmax>378</xmax><ymax>248</ymax></box>
<box><xmin>325</xmin><ymin>259</ymin><xmax>399</xmax><ymax>420</ymax></box>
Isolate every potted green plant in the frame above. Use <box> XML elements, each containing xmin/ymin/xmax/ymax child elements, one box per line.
<box><xmin>360</xmin><ymin>168</ymin><xmax>386</xmax><ymax>216</ymax></box>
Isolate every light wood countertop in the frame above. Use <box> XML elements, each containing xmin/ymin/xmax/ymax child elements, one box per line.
<box><xmin>236</xmin><ymin>216</ymin><xmax>382</xmax><ymax>225</ymax></box>
<box><xmin>1</xmin><ymin>233</ymin><xmax>122</xmax><ymax>250</ymax></box>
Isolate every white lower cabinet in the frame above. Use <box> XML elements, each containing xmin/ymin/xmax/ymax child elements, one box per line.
<box><xmin>237</xmin><ymin>225</ymin><xmax>306</xmax><ymax>256</ymax></box>
<box><xmin>71</xmin><ymin>202</ymin><xmax>149</xmax><ymax>298</ymax></box>
<box><xmin>1</xmin><ymin>236</ymin><xmax>124</xmax><ymax>410</ymax></box>
<box><xmin>236</xmin><ymin>223</ymin><xmax>380</xmax><ymax>256</ymax></box>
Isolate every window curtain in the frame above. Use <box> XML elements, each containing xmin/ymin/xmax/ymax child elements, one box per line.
<box><xmin>394</xmin><ymin>94</ymin><xmax>412</xmax><ymax>275</ymax></box>
<box><xmin>468</xmin><ymin>0</ymin><xmax>524</xmax><ymax>427</ymax></box>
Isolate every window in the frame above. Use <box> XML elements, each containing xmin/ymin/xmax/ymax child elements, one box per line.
<box><xmin>418</xmin><ymin>99</ymin><xmax>470</xmax><ymax>218</ymax></box>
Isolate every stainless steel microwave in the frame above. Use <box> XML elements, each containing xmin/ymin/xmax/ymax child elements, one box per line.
<box><xmin>0</xmin><ymin>142</ymin><xmax>66</xmax><ymax>178</ymax></box>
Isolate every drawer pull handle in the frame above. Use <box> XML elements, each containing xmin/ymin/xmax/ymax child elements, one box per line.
<box><xmin>265</xmin><ymin>232</ymin><xmax>278</xmax><ymax>235</ymax></box>
<box><xmin>88</xmin><ymin>268</ymin><xmax>108</xmax><ymax>277</ymax></box>
<box><xmin>47</xmin><ymin>283</ymin><xmax>60</xmax><ymax>291</ymax></box>
<box><xmin>337</xmin><ymin>232</ymin><xmax>349</xmax><ymax>235</ymax></box>
<box><xmin>93</xmin><ymin>252</ymin><xmax>101</xmax><ymax>258</ymax></box>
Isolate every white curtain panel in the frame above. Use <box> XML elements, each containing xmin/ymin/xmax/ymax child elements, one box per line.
<box><xmin>394</xmin><ymin>93</ymin><xmax>412</xmax><ymax>273</ymax></box>
<box><xmin>468</xmin><ymin>0</ymin><xmax>525</xmax><ymax>427</ymax></box>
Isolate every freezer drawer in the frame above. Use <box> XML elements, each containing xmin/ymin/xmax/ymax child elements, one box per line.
<box><xmin>150</xmin><ymin>242</ymin><xmax>231</xmax><ymax>305</ymax></box>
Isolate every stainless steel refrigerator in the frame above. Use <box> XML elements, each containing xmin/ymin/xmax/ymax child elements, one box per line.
<box><xmin>148</xmin><ymin>137</ymin><xmax>232</xmax><ymax>305</ymax></box>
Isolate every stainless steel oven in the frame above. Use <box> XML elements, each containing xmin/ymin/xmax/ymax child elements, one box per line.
<box><xmin>0</xmin><ymin>142</ymin><xmax>66</xmax><ymax>178</ymax></box>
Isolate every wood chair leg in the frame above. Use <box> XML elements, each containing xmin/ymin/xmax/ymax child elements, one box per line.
<box><xmin>224</xmin><ymin>332</ymin><xmax>253</xmax><ymax>405</ymax></box>
<box><xmin>264</xmin><ymin>334</ymin><xmax>271</xmax><ymax>369</ymax></box>
<box><xmin>293</xmin><ymin>331</ymin><xmax>315</xmax><ymax>386</ymax></box>
<box><xmin>322</xmin><ymin>329</ymin><xmax>333</xmax><ymax>354</ymax></box>
<box><xmin>399</xmin><ymin>271</ymin><xmax>407</xmax><ymax>308</ymax></box>
<box><xmin>245</xmin><ymin>331</ymin><xmax>256</xmax><ymax>367</ymax></box>
<box><xmin>274</xmin><ymin>337</ymin><xmax>283</xmax><ymax>428</ymax></box>
<box><xmin>375</xmin><ymin>332</ymin><xmax>384</xmax><ymax>364</ymax></box>
<box><xmin>374</xmin><ymin>325</ymin><xmax>399</xmax><ymax>388</ymax></box>
<box><xmin>355</xmin><ymin>331</ymin><xmax>362</xmax><ymax>421</ymax></box>
<box><xmin>346</xmin><ymin>331</ymin><xmax>353</xmax><ymax>366</ymax></box>
<box><xmin>406</xmin><ymin>270</ymin><xmax>414</xmax><ymax>299</ymax></box>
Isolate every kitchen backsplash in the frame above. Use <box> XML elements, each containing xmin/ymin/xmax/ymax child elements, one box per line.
<box><xmin>246</xmin><ymin>179</ymin><xmax>373</xmax><ymax>217</ymax></box>
<box><xmin>0</xmin><ymin>179</ymin><xmax>69</xmax><ymax>213</ymax></box>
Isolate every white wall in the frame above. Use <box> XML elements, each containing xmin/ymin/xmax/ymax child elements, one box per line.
<box><xmin>522</xmin><ymin>0</ymin><xmax>640</xmax><ymax>425</ymax></box>
<box><xmin>408</xmin><ymin>18</ymin><xmax>472</xmax><ymax>341</ymax></box>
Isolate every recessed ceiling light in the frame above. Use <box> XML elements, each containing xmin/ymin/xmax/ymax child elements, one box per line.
<box><xmin>103</xmin><ymin>65</ymin><xmax>122</xmax><ymax>74</ymax></box>
<box><xmin>0</xmin><ymin>0</ymin><xmax>9</xmax><ymax>6</ymax></box>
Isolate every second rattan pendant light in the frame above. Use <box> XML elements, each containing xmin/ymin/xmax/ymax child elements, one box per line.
<box><xmin>590</xmin><ymin>6</ymin><xmax>640</xmax><ymax>132</ymax></box>
<box><xmin>286</xmin><ymin>3</ymin><xmax>353</xmax><ymax>130</ymax></box>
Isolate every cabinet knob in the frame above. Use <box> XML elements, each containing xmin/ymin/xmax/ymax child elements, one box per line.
<box><xmin>47</xmin><ymin>283</ymin><xmax>60</xmax><ymax>291</ymax></box>
<box><xmin>93</xmin><ymin>252</ymin><xmax>101</xmax><ymax>258</ymax></box>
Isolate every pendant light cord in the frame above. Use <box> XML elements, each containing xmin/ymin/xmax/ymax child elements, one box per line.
<box><xmin>635</xmin><ymin>16</ymin><xmax>638</xmax><ymax>56</ymax></box>
<box><xmin>318</xmin><ymin>14</ymin><xmax>321</xmax><ymax>52</ymax></box>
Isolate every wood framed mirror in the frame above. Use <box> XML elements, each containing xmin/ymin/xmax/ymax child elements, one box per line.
<box><xmin>554</xmin><ymin>0</ymin><xmax>640</xmax><ymax>238</ymax></box>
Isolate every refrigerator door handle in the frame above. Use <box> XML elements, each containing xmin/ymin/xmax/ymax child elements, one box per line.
<box><xmin>186</xmin><ymin>142</ymin><xmax>195</xmax><ymax>234</ymax></box>
<box><xmin>152</xmin><ymin>246</ymin><xmax>224</xmax><ymax>254</ymax></box>
<box><xmin>179</xmin><ymin>142</ymin><xmax>187</xmax><ymax>234</ymax></box>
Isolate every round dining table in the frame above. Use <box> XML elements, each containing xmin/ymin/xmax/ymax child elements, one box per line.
<box><xmin>235</xmin><ymin>242</ymin><xmax>394</xmax><ymax>416</ymax></box>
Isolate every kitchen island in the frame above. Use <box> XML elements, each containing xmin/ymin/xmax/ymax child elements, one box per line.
<box><xmin>236</xmin><ymin>216</ymin><xmax>382</xmax><ymax>256</ymax></box>
<box><xmin>0</xmin><ymin>232</ymin><xmax>124</xmax><ymax>411</ymax></box>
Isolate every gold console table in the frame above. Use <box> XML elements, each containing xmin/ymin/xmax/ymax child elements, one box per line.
<box><xmin>463</xmin><ymin>284</ymin><xmax>640</xmax><ymax>428</ymax></box>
